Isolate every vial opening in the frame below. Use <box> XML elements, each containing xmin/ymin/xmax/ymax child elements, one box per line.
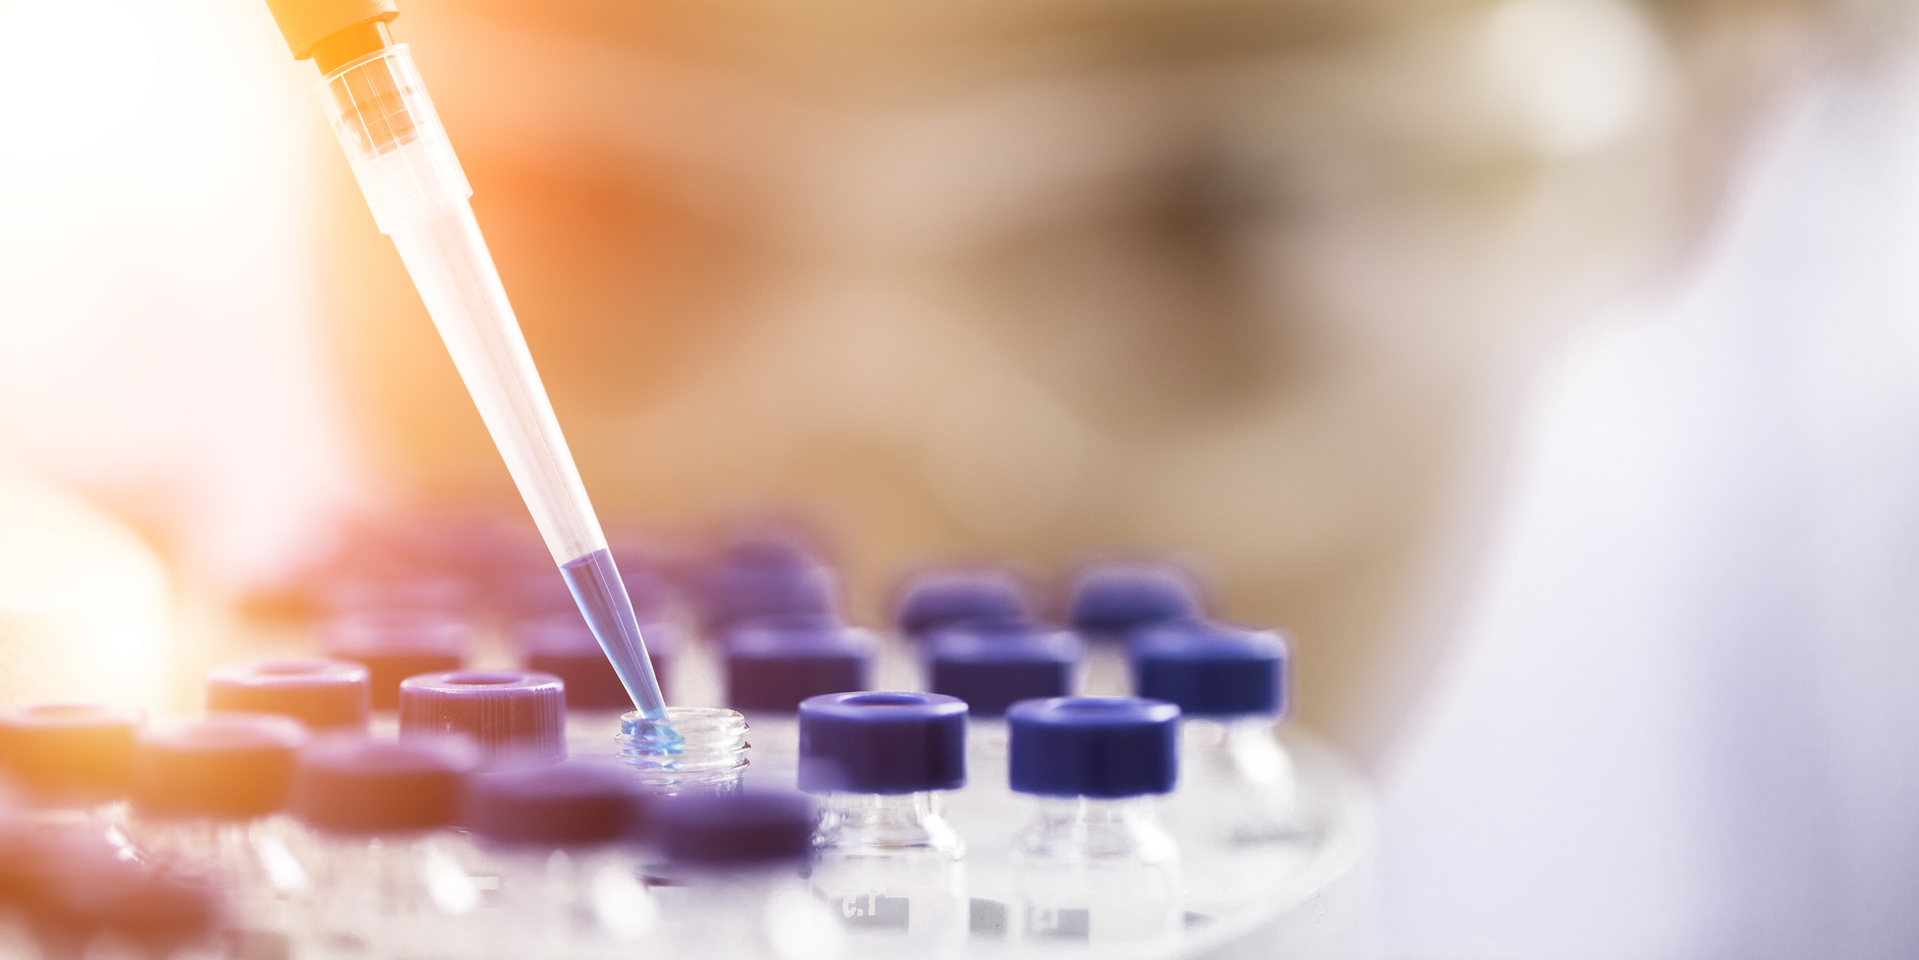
<box><xmin>439</xmin><ymin>672</ymin><xmax>525</xmax><ymax>686</ymax></box>
<box><xmin>253</xmin><ymin>661</ymin><xmax>334</xmax><ymax>676</ymax></box>
<box><xmin>841</xmin><ymin>693</ymin><xmax>931</xmax><ymax>708</ymax></box>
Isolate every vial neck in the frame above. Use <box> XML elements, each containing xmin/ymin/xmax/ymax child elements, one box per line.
<box><xmin>1181</xmin><ymin>715</ymin><xmax>1288</xmax><ymax>783</ymax></box>
<box><xmin>1019</xmin><ymin>796</ymin><xmax>1176</xmax><ymax>865</ymax></box>
<box><xmin>816</xmin><ymin>792</ymin><xmax>963</xmax><ymax>858</ymax></box>
<box><xmin>618</xmin><ymin>707</ymin><xmax>749</xmax><ymax>793</ymax></box>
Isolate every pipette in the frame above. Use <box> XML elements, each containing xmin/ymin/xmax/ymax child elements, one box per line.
<box><xmin>261</xmin><ymin>0</ymin><xmax>670</xmax><ymax>723</ymax></box>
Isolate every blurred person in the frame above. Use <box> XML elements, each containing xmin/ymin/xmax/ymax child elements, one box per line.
<box><xmin>314</xmin><ymin>0</ymin><xmax>1843</xmax><ymax>762</ymax></box>
<box><xmin>1384</xmin><ymin>8</ymin><xmax>1919</xmax><ymax>956</ymax></box>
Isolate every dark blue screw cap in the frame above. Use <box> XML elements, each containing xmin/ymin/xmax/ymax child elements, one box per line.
<box><xmin>724</xmin><ymin>619</ymin><xmax>874</xmax><ymax>713</ymax></box>
<box><xmin>798</xmin><ymin>692</ymin><xmax>967</xmax><ymax>795</ymax></box>
<box><xmin>1131</xmin><ymin>621</ymin><xmax>1289</xmax><ymax>718</ymax></box>
<box><xmin>925</xmin><ymin>623</ymin><xmax>1080</xmax><ymax>717</ymax></box>
<box><xmin>323</xmin><ymin>610</ymin><xmax>472</xmax><ymax>709</ymax></box>
<box><xmin>517</xmin><ymin>615</ymin><xmax>677</xmax><ymax>710</ymax></box>
<box><xmin>892</xmin><ymin>568</ymin><xmax>1028</xmax><ymax>640</ymax></box>
<box><xmin>465</xmin><ymin>760</ymin><xmax>642</xmax><ymax>847</ymax></box>
<box><xmin>1066</xmin><ymin>562</ymin><xmax>1203</xmax><ymax>640</ymax></box>
<box><xmin>399</xmin><ymin>671</ymin><xmax>567</xmax><ymax>764</ymax></box>
<box><xmin>1007</xmin><ymin>697</ymin><xmax>1179</xmax><ymax>798</ymax></box>
<box><xmin>653</xmin><ymin>790</ymin><xmax>817</xmax><ymax>865</ymax></box>
<box><xmin>698</xmin><ymin>532</ymin><xmax>838</xmax><ymax>634</ymax></box>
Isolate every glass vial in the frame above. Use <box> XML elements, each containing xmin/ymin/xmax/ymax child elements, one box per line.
<box><xmin>798</xmin><ymin>691</ymin><xmax>968</xmax><ymax>947</ymax></box>
<box><xmin>1007</xmin><ymin>696</ymin><xmax>1183</xmax><ymax>946</ymax></box>
<box><xmin>464</xmin><ymin>761</ymin><xmax>652</xmax><ymax>960</ymax></box>
<box><xmin>0</xmin><ymin>704</ymin><xmax>145</xmax><ymax>855</ymax></box>
<box><xmin>615</xmin><ymin>706</ymin><xmax>749</xmax><ymax>796</ymax></box>
<box><xmin>289</xmin><ymin>735</ymin><xmax>483</xmax><ymax>960</ymax></box>
<box><xmin>650</xmin><ymin>791</ymin><xmax>839</xmax><ymax>960</ymax></box>
<box><xmin>128</xmin><ymin>714</ymin><xmax>311</xmax><ymax>957</ymax></box>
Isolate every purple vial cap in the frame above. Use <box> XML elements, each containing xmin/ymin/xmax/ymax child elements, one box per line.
<box><xmin>1008</xmin><ymin>697</ymin><xmax>1179</xmax><ymax>798</ymax></box>
<box><xmin>1066</xmin><ymin>561</ymin><xmax>1204</xmax><ymax>640</ymax></box>
<box><xmin>518</xmin><ymin>616</ymin><xmax>676</xmax><ymax>711</ymax></box>
<box><xmin>399</xmin><ymin>670</ymin><xmax>566</xmax><ymax>764</ymax></box>
<box><xmin>205</xmin><ymin>659</ymin><xmax>371</xmax><ymax>732</ymax></box>
<box><xmin>697</xmin><ymin>531</ymin><xmax>839</xmax><ymax>634</ymax></box>
<box><xmin>292</xmin><ymin>735</ymin><xmax>480</xmax><ymax>834</ymax></box>
<box><xmin>798</xmin><ymin>692</ymin><xmax>967</xmax><ymax>795</ymax></box>
<box><xmin>464</xmin><ymin>760</ymin><xmax>642</xmax><ymax>847</ymax></box>
<box><xmin>925</xmin><ymin>622</ymin><xmax>1080</xmax><ymax>717</ymax></box>
<box><xmin>132</xmin><ymin>714</ymin><xmax>307</xmax><ymax>821</ymax></box>
<box><xmin>1130</xmin><ymin>620</ymin><xmax>1289</xmax><ymax>718</ymax></box>
<box><xmin>322</xmin><ymin>610</ymin><xmax>472</xmax><ymax>710</ymax></box>
<box><xmin>0</xmin><ymin>705</ymin><xmax>146</xmax><ymax>804</ymax></box>
<box><xmin>892</xmin><ymin>568</ymin><xmax>1029</xmax><ymax>640</ymax></box>
<box><xmin>653</xmin><ymin>791</ymin><xmax>817</xmax><ymax>866</ymax></box>
<box><xmin>724</xmin><ymin>619</ymin><xmax>874</xmax><ymax>714</ymax></box>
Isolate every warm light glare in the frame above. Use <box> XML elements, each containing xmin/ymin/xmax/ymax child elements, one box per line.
<box><xmin>1483</xmin><ymin>0</ymin><xmax>1662</xmax><ymax>156</ymax></box>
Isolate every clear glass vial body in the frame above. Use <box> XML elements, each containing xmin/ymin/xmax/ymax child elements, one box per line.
<box><xmin>654</xmin><ymin>863</ymin><xmax>842</xmax><ymax>960</ymax></box>
<box><xmin>615</xmin><ymin>707</ymin><xmax>748</xmax><ymax>795</ymax></box>
<box><xmin>298</xmin><ymin>829</ymin><xmax>486</xmax><ymax>960</ymax></box>
<box><xmin>1012</xmin><ymin>796</ymin><xmax>1182</xmax><ymax>945</ymax></box>
<box><xmin>809</xmin><ymin>792</ymin><xmax>967</xmax><ymax>942</ymax></box>
<box><xmin>941</xmin><ymin>719</ymin><xmax>1022</xmax><ymax>847</ymax></box>
<box><xmin>469</xmin><ymin>844</ymin><xmax>655</xmax><ymax>960</ymax></box>
<box><xmin>1166</xmin><ymin>716</ymin><xmax>1303</xmax><ymax>847</ymax></box>
<box><xmin>130</xmin><ymin>814</ymin><xmax>314</xmax><ymax>952</ymax></box>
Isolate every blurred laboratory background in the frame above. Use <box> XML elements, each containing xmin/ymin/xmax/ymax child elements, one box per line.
<box><xmin>3</xmin><ymin>0</ymin><xmax>1918</xmax><ymax>956</ymax></box>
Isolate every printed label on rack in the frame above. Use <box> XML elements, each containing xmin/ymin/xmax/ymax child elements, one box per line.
<box><xmin>1024</xmin><ymin>895</ymin><xmax>1174</xmax><ymax>943</ymax></box>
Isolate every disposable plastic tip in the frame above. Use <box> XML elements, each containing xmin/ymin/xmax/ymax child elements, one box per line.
<box><xmin>28</xmin><ymin>838</ymin><xmax>219</xmax><ymax>949</ymax></box>
<box><xmin>464</xmin><ymin>760</ymin><xmax>642</xmax><ymax>847</ymax></box>
<box><xmin>205</xmin><ymin>659</ymin><xmax>372</xmax><ymax>732</ymax></box>
<box><xmin>292</xmin><ymin>735</ymin><xmax>480</xmax><ymax>834</ymax></box>
<box><xmin>1007</xmin><ymin>697</ymin><xmax>1180</xmax><ymax>798</ymax></box>
<box><xmin>926</xmin><ymin>624</ymin><xmax>1081</xmax><ymax>717</ymax></box>
<box><xmin>798</xmin><ymin>692</ymin><xmax>967</xmax><ymax>795</ymax></box>
<box><xmin>323</xmin><ymin>610</ymin><xmax>473</xmax><ymax>709</ymax></box>
<box><xmin>1066</xmin><ymin>561</ymin><xmax>1205</xmax><ymax>640</ymax></box>
<box><xmin>653</xmin><ymin>791</ymin><xmax>817</xmax><ymax>866</ymax></box>
<box><xmin>318</xmin><ymin>571</ymin><xmax>476</xmax><ymax>616</ymax></box>
<box><xmin>399</xmin><ymin>671</ymin><xmax>566</xmax><ymax>764</ymax></box>
<box><xmin>519</xmin><ymin>617</ymin><xmax>676</xmax><ymax>711</ymax></box>
<box><xmin>0</xmin><ymin>705</ymin><xmax>145</xmax><ymax>803</ymax></box>
<box><xmin>893</xmin><ymin>568</ymin><xmax>1029</xmax><ymax>640</ymax></box>
<box><xmin>511</xmin><ymin>564</ymin><xmax>670</xmax><ymax>621</ymax></box>
<box><xmin>132</xmin><ymin>715</ymin><xmax>307</xmax><ymax>821</ymax></box>
<box><xmin>1131</xmin><ymin>621</ymin><xmax>1289</xmax><ymax>718</ymax></box>
<box><xmin>724</xmin><ymin>620</ymin><xmax>875</xmax><ymax>714</ymax></box>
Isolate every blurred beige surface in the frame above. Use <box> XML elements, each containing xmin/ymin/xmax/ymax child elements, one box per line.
<box><xmin>314</xmin><ymin>0</ymin><xmax>1837</xmax><ymax>762</ymax></box>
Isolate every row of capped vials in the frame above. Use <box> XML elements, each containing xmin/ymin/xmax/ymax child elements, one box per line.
<box><xmin>0</xmin><ymin>531</ymin><xmax>1306</xmax><ymax>958</ymax></box>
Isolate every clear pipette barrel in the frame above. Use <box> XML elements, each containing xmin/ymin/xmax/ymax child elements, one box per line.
<box><xmin>315</xmin><ymin>45</ymin><xmax>668</xmax><ymax>721</ymax></box>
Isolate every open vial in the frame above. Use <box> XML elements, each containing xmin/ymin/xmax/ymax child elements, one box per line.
<box><xmin>615</xmin><ymin>707</ymin><xmax>748</xmax><ymax>796</ymax></box>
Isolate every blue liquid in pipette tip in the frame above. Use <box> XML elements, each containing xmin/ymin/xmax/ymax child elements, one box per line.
<box><xmin>561</xmin><ymin>548</ymin><xmax>672</xmax><ymax>725</ymax></box>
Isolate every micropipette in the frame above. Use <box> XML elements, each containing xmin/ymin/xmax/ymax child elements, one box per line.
<box><xmin>260</xmin><ymin>0</ymin><xmax>671</xmax><ymax>723</ymax></box>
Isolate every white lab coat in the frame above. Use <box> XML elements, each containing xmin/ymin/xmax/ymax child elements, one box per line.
<box><xmin>1381</xmin><ymin>44</ymin><xmax>1919</xmax><ymax>960</ymax></box>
